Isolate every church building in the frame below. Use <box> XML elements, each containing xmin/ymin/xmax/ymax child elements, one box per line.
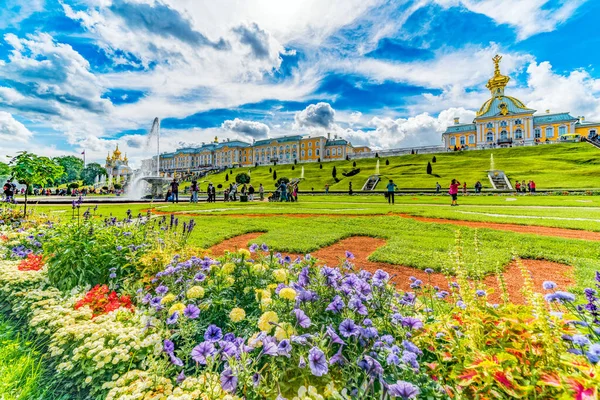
<box><xmin>442</xmin><ymin>55</ymin><xmax>600</xmax><ymax>149</ymax></box>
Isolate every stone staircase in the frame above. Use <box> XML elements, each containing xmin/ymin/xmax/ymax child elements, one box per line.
<box><xmin>584</xmin><ymin>137</ymin><xmax>600</xmax><ymax>149</ymax></box>
<box><xmin>488</xmin><ymin>170</ymin><xmax>512</xmax><ymax>190</ymax></box>
<box><xmin>362</xmin><ymin>175</ymin><xmax>380</xmax><ymax>191</ymax></box>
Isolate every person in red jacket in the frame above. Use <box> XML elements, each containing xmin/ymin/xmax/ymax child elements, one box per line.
<box><xmin>449</xmin><ymin>179</ymin><xmax>461</xmax><ymax>206</ymax></box>
<box><xmin>530</xmin><ymin>180</ymin><xmax>536</xmax><ymax>194</ymax></box>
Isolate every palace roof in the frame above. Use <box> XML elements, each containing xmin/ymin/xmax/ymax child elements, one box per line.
<box><xmin>443</xmin><ymin>123</ymin><xmax>476</xmax><ymax>135</ymax></box>
<box><xmin>254</xmin><ymin>135</ymin><xmax>304</xmax><ymax>146</ymax></box>
<box><xmin>326</xmin><ymin>139</ymin><xmax>349</xmax><ymax>146</ymax></box>
<box><xmin>533</xmin><ymin>112</ymin><xmax>578</xmax><ymax>124</ymax></box>
<box><xmin>476</xmin><ymin>96</ymin><xmax>536</xmax><ymax>119</ymax></box>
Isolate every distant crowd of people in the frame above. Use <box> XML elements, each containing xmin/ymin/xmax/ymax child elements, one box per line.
<box><xmin>515</xmin><ymin>180</ymin><xmax>536</xmax><ymax>193</ymax></box>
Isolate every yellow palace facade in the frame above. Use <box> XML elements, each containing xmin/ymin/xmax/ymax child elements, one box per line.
<box><xmin>442</xmin><ymin>55</ymin><xmax>600</xmax><ymax>149</ymax></box>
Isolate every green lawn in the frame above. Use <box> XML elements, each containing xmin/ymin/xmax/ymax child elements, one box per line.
<box><xmin>191</xmin><ymin>142</ymin><xmax>600</xmax><ymax>191</ymax></box>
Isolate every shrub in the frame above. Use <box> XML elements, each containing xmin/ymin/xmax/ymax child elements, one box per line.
<box><xmin>113</xmin><ymin>183</ymin><xmax>122</xmax><ymax>190</ymax></box>
<box><xmin>427</xmin><ymin>162</ymin><xmax>432</xmax><ymax>174</ymax></box>
<box><xmin>342</xmin><ymin>168</ymin><xmax>361</xmax><ymax>177</ymax></box>
<box><xmin>332</xmin><ymin>166</ymin><xmax>337</xmax><ymax>179</ymax></box>
<box><xmin>235</xmin><ymin>173</ymin><xmax>250</xmax><ymax>184</ymax></box>
<box><xmin>386</xmin><ymin>159</ymin><xmax>390</xmax><ymax>166</ymax></box>
<box><xmin>432</xmin><ymin>156</ymin><xmax>437</xmax><ymax>163</ymax></box>
<box><xmin>273</xmin><ymin>170</ymin><xmax>277</xmax><ymax>180</ymax></box>
<box><xmin>225</xmin><ymin>174</ymin><xmax>229</xmax><ymax>182</ymax></box>
<box><xmin>353</xmin><ymin>161</ymin><xmax>356</xmax><ymax>167</ymax></box>
<box><xmin>275</xmin><ymin>177</ymin><xmax>290</xmax><ymax>188</ymax></box>
<box><xmin>319</xmin><ymin>164</ymin><xmax>323</xmax><ymax>169</ymax></box>
<box><xmin>69</xmin><ymin>182</ymin><xmax>80</xmax><ymax>189</ymax></box>
<box><xmin>291</xmin><ymin>166</ymin><xmax>295</xmax><ymax>171</ymax></box>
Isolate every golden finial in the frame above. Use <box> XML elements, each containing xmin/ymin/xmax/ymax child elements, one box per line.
<box><xmin>492</xmin><ymin>54</ymin><xmax>502</xmax><ymax>75</ymax></box>
<box><xmin>486</xmin><ymin>54</ymin><xmax>510</xmax><ymax>97</ymax></box>
<box><xmin>214</xmin><ymin>136</ymin><xmax>219</xmax><ymax>143</ymax></box>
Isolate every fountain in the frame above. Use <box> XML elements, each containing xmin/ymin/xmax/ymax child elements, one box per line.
<box><xmin>490</xmin><ymin>154</ymin><xmax>495</xmax><ymax>171</ymax></box>
<box><xmin>375</xmin><ymin>159</ymin><xmax>380</xmax><ymax>175</ymax></box>
<box><xmin>126</xmin><ymin>118</ymin><xmax>171</xmax><ymax>200</ymax></box>
<box><xmin>301</xmin><ymin>166</ymin><xmax>305</xmax><ymax>179</ymax></box>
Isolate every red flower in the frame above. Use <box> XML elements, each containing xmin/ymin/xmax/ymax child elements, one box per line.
<box><xmin>74</xmin><ymin>284</ymin><xmax>134</xmax><ymax>317</ymax></box>
<box><xmin>18</xmin><ymin>254</ymin><xmax>44</xmax><ymax>271</ymax></box>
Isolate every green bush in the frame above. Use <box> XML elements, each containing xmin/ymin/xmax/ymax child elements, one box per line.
<box><xmin>68</xmin><ymin>182</ymin><xmax>80</xmax><ymax>189</ymax></box>
<box><xmin>235</xmin><ymin>173</ymin><xmax>251</xmax><ymax>184</ymax></box>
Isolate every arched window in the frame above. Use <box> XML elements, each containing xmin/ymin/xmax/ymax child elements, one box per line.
<box><xmin>546</xmin><ymin>127</ymin><xmax>554</xmax><ymax>137</ymax></box>
<box><xmin>515</xmin><ymin>129</ymin><xmax>523</xmax><ymax>139</ymax></box>
<box><xmin>500</xmin><ymin>130</ymin><xmax>508</xmax><ymax>139</ymax></box>
<box><xmin>486</xmin><ymin>132</ymin><xmax>493</xmax><ymax>142</ymax></box>
<box><xmin>308</xmin><ymin>142</ymin><xmax>312</xmax><ymax>147</ymax></box>
<box><xmin>316</xmin><ymin>149</ymin><xmax>320</xmax><ymax>156</ymax></box>
<box><xmin>460</xmin><ymin>136</ymin><xmax>466</xmax><ymax>145</ymax></box>
<box><xmin>450</xmin><ymin>137</ymin><xmax>456</xmax><ymax>146</ymax></box>
<box><xmin>332</xmin><ymin>148</ymin><xmax>337</xmax><ymax>156</ymax></box>
<box><xmin>301</xmin><ymin>150</ymin><xmax>305</xmax><ymax>157</ymax></box>
<box><xmin>308</xmin><ymin>149</ymin><xmax>312</xmax><ymax>157</ymax></box>
<box><xmin>500</xmin><ymin>121</ymin><xmax>507</xmax><ymax>127</ymax></box>
<box><xmin>558</xmin><ymin>125</ymin><xmax>566</xmax><ymax>135</ymax></box>
<box><xmin>326</xmin><ymin>149</ymin><xmax>330</xmax><ymax>156</ymax></box>
<box><xmin>301</xmin><ymin>143</ymin><xmax>305</xmax><ymax>148</ymax></box>
<box><xmin>515</xmin><ymin>119</ymin><xmax>522</xmax><ymax>125</ymax></box>
<box><xmin>486</xmin><ymin>122</ymin><xmax>493</xmax><ymax>129</ymax></box>
<box><xmin>469</xmin><ymin>134</ymin><xmax>475</xmax><ymax>143</ymax></box>
<box><xmin>590</xmin><ymin>129</ymin><xmax>597</xmax><ymax>137</ymax></box>
<box><xmin>535</xmin><ymin>128</ymin><xmax>541</xmax><ymax>138</ymax></box>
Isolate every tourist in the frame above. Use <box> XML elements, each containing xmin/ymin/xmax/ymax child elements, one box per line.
<box><xmin>259</xmin><ymin>184</ymin><xmax>264</xmax><ymax>201</ymax></box>
<box><xmin>279</xmin><ymin>181</ymin><xmax>287</xmax><ymax>202</ymax></box>
<box><xmin>521</xmin><ymin>180</ymin><xmax>527</xmax><ymax>193</ymax></box>
<box><xmin>474</xmin><ymin>181</ymin><xmax>482</xmax><ymax>193</ymax></box>
<box><xmin>210</xmin><ymin>184</ymin><xmax>216</xmax><ymax>202</ymax></box>
<box><xmin>287</xmin><ymin>183</ymin><xmax>293</xmax><ymax>202</ymax></box>
<box><xmin>386</xmin><ymin>179</ymin><xmax>397</xmax><ymax>205</ymax></box>
<box><xmin>293</xmin><ymin>184</ymin><xmax>298</xmax><ymax>202</ymax></box>
<box><xmin>190</xmin><ymin>180</ymin><xmax>199</xmax><ymax>203</ymax></box>
<box><xmin>3</xmin><ymin>180</ymin><xmax>15</xmax><ymax>202</ymax></box>
<box><xmin>223</xmin><ymin>188</ymin><xmax>229</xmax><ymax>202</ymax></box>
<box><xmin>325</xmin><ymin>184</ymin><xmax>329</xmax><ymax>194</ymax></box>
<box><xmin>515</xmin><ymin>181</ymin><xmax>521</xmax><ymax>192</ymax></box>
<box><xmin>530</xmin><ymin>180</ymin><xmax>536</xmax><ymax>193</ymax></box>
<box><xmin>527</xmin><ymin>181</ymin><xmax>531</xmax><ymax>192</ymax></box>
<box><xmin>248</xmin><ymin>184</ymin><xmax>255</xmax><ymax>201</ymax></box>
<box><xmin>435</xmin><ymin>182</ymin><xmax>441</xmax><ymax>193</ymax></box>
<box><xmin>449</xmin><ymin>179</ymin><xmax>460</xmax><ymax>206</ymax></box>
<box><xmin>170</xmin><ymin>179</ymin><xmax>179</xmax><ymax>203</ymax></box>
<box><xmin>462</xmin><ymin>182</ymin><xmax>467</xmax><ymax>195</ymax></box>
<box><xmin>349</xmin><ymin>182</ymin><xmax>353</xmax><ymax>196</ymax></box>
<box><xmin>165</xmin><ymin>189</ymin><xmax>173</xmax><ymax>202</ymax></box>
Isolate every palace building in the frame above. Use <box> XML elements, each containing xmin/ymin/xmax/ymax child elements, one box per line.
<box><xmin>105</xmin><ymin>145</ymin><xmax>133</xmax><ymax>182</ymax></box>
<box><xmin>442</xmin><ymin>55</ymin><xmax>600</xmax><ymax>149</ymax></box>
<box><xmin>158</xmin><ymin>133</ymin><xmax>371</xmax><ymax>174</ymax></box>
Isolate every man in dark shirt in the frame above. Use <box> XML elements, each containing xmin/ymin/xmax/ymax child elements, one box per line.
<box><xmin>170</xmin><ymin>179</ymin><xmax>179</xmax><ymax>203</ymax></box>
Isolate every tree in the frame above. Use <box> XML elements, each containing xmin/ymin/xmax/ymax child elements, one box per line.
<box><xmin>319</xmin><ymin>164</ymin><xmax>323</xmax><ymax>169</ymax></box>
<box><xmin>235</xmin><ymin>172</ymin><xmax>250</xmax><ymax>184</ymax></box>
<box><xmin>375</xmin><ymin>153</ymin><xmax>379</xmax><ymax>158</ymax></box>
<box><xmin>255</xmin><ymin>162</ymin><xmax>259</xmax><ymax>167</ymax></box>
<box><xmin>81</xmin><ymin>163</ymin><xmax>107</xmax><ymax>185</ymax></box>
<box><xmin>432</xmin><ymin>156</ymin><xmax>437</xmax><ymax>163</ymax></box>
<box><xmin>8</xmin><ymin>152</ymin><xmax>63</xmax><ymax>216</ymax></box>
<box><xmin>332</xmin><ymin>166</ymin><xmax>337</xmax><ymax>180</ymax></box>
<box><xmin>269</xmin><ymin>167</ymin><xmax>272</xmax><ymax>173</ymax></box>
<box><xmin>0</xmin><ymin>161</ymin><xmax>10</xmax><ymax>177</ymax></box>
<box><xmin>53</xmin><ymin>156</ymin><xmax>84</xmax><ymax>184</ymax></box>
<box><xmin>352</xmin><ymin>161</ymin><xmax>356</xmax><ymax>167</ymax></box>
<box><xmin>346</xmin><ymin>155</ymin><xmax>349</xmax><ymax>161</ymax></box>
<box><xmin>427</xmin><ymin>162</ymin><xmax>432</xmax><ymax>175</ymax></box>
<box><xmin>386</xmin><ymin>159</ymin><xmax>390</xmax><ymax>166</ymax></box>
<box><xmin>291</xmin><ymin>166</ymin><xmax>295</xmax><ymax>171</ymax></box>
<box><xmin>225</xmin><ymin>173</ymin><xmax>229</xmax><ymax>181</ymax></box>
<box><xmin>273</xmin><ymin>170</ymin><xmax>277</xmax><ymax>180</ymax></box>
<box><xmin>317</xmin><ymin>157</ymin><xmax>321</xmax><ymax>162</ymax></box>
<box><xmin>294</xmin><ymin>159</ymin><xmax>297</xmax><ymax>165</ymax></box>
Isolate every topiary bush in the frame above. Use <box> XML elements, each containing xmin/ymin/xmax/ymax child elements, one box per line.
<box><xmin>235</xmin><ymin>173</ymin><xmax>250</xmax><ymax>184</ymax></box>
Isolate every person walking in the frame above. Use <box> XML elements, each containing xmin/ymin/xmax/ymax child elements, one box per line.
<box><xmin>248</xmin><ymin>184</ymin><xmax>255</xmax><ymax>201</ymax></box>
<box><xmin>325</xmin><ymin>184</ymin><xmax>329</xmax><ymax>194</ymax></box>
<box><xmin>435</xmin><ymin>182</ymin><xmax>441</xmax><ymax>193</ymax></box>
<box><xmin>449</xmin><ymin>179</ymin><xmax>460</xmax><ymax>206</ymax></box>
<box><xmin>515</xmin><ymin>181</ymin><xmax>521</xmax><ymax>193</ymax></box>
<box><xmin>475</xmin><ymin>181</ymin><xmax>482</xmax><ymax>193</ymax></box>
<box><xmin>293</xmin><ymin>184</ymin><xmax>298</xmax><ymax>202</ymax></box>
<box><xmin>462</xmin><ymin>182</ymin><xmax>467</xmax><ymax>195</ymax></box>
<box><xmin>190</xmin><ymin>180</ymin><xmax>199</xmax><ymax>203</ymax></box>
<box><xmin>3</xmin><ymin>180</ymin><xmax>14</xmax><ymax>203</ymax></box>
<box><xmin>259</xmin><ymin>183</ymin><xmax>264</xmax><ymax>201</ymax></box>
<box><xmin>386</xmin><ymin>179</ymin><xmax>397</xmax><ymax>205</ymax></box>
<box><xmin>521</xmin><ymin>180</ymin><xmax>527</xmax><ymax>193</ymax></box>
<box><xmin>210</xmin><ymin>184</ymin><xmax>216</xmax><ymax>202</ymax></box>
<box><xmin>279</xmin><ymin>180</ymin><xmax>287</xmax><ymax>202</ymax></box>
<box><xmin>530</xmin><ymin>180</ymin><xmax>536</xmax><ymax>194</ymax></box>
<box><xmin>169</xmin><ymin>179</ymin><xmax>179</xmax><ymax>203</ymax></box>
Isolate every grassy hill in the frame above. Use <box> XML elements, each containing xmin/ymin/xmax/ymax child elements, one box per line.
<box><xmin>188</xmin><ymin>142</ymin><xmax>600</xmax><ymax>192</ymax></box>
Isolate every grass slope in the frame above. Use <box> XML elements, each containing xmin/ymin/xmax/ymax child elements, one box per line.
<box><xmin>193</xmin><ymin>143</ymin><xmax>600</xmax><ymax>191</ymax></box>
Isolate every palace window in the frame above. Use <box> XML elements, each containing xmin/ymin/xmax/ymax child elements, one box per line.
<box><xmin>486</xmin><ymin>132</ymin><xmax>493</xmax><ymax>142</ymax></box>
<box><xmin>500</xmin><ymin>130</ymin><xmax>508</xmax><ymax>140</ymax></box>
<box><xmin>301</xmin><ymin>150</ymin><xmax>305</xmax><ymax>157</ymax></box>
<box><xmin>535</xmin><ymin>128</ymin><xmax>541</xmax><ymax>138</ymax></box>
<box><xmin>515</xmin><ymin>129</ymin><xmax>523</xmax><ymax>139</ymax></box>
<box><xmin>486</xmin><ymin>122</ymin><xmax>493</xmax><ymax>129</ymax></box>
<box><xmin>308</xmin><ymin>142</ymin><xmax>312</xmax><ymax>147</ymax></box>
<box><xmin>469</xmin><ymin>134</ymin><xmax>475</xmax><ymax>143</ymax></box>
<box><xmin>546</xmin><ymin>127</ymin><xmax>554</xmax><ymax>137</ymax></box>
<box><xmin>316</xmin><ymin>149</ymin><xmax>320</xmax><ymax>156</ymax></box>
<box><xmin>500</xmin><ymin>121</ymin><xmax>507</xmax><ymax>127</ymax></box>
<box><xmin>591</xmin><ymin>130</ymin><xmax>597</xmax><ymax>136</ymax></box>
<box><xmin>308</xmin><ymin>150</ymin><xmax>312</xmax><ymax>157</ymax></box>
<box><xmin>332</xmin><ymin>148</ymin><xmax>337</xmax><ymax>156</ymax></box>
<box><xmin>515</xmin><ymin>119</ymin><xmax>522</xmax><ymax>125</ymax></box>
<box><xmin>558</xmin><ymin>125</ymin><xmax>566</xmax><ymax>135</ymax></box>
<box><xmin>450</xmin><ymin>137</ymin><xmax>456</xmax><ymax>146</ymax></box>
<box><xmin>326</xmin><ymin>149</ymin><xmax>330</xmax><ymax>156</ymax></box>
<box><xmin>301</xmin><ymin>143</ymin><xmax>305</xmax><ymax>148</ymax></box>
<box><xmin>460</xmin><ymin>136</ymin><xmax>466</xmax><ymax>145</ymax></box>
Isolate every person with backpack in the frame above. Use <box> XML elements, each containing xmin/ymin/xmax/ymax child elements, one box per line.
<box><xmin>386</xmin><ymin>180</ymin><xmax>397</xmax><ymax>205</ymax></box>
<box><xmin>449</xmin><ymin>179</ymin><xmax>461</xmax><ymax>206</ymax></box>
<box><xmin>3</xmin><ymin>180</ymin><xmax>14</xmax><ymax>202</ymax></box>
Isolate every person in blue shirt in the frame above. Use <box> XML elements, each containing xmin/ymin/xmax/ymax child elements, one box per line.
<box><xmin>279</xmin><ymin>181</ymin><xmax>287</xmax><ymax>202</ymax></box>
<box><xmin>386</xmin><ymin>180</ymin><xmax>397</xmax><ymax>204</ymax></box>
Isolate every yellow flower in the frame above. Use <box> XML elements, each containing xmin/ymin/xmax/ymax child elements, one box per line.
<box><xmin>226</xmin><ymin>276</ymin><xmax>235</xmax><ymax>285</ymax></box>
<box><xmin>267</xmin><ymin>283</ymin><xmax>278</xmax><ymax>291</ymax></box>
<box><xmin>222</xmin><ymin>263</ymin><xmax>235</xmax><ymax>274</ymax></box>
<box><xmin>258</xmin><ymin>311</ymin><xmax>279</xmax><ymax>332</ymax></box>
<box><xmin>274</xmin><ymin>322</ymin><xmax>295</xmax><ymax>341</ymax></box>
<box><xmin>252</xmin><ymin>263</ymin><xmax>267</xmax><ymax>273</ymax></box>
<box><xmin>279</xmin><ymin>287</ymin><xmax>297</xmax><ymax>301</ymax></box>
<box><xmin>186</xmin><ymin>286</ymin><xmax>205</xmax><ymax>299</ymax></box>
<box><xmin>229</xmin><ymin>308</ymin><xmax>246</xmax><ymax>322</ymax></box>
<box><xmin>238</xmin><ymin>248</ymin><xmax>251</xmax><ymax>258</ymax></box>
<box><xmin>260</xmin><ymin>297</ymin><xmax>272</xmax><ymax>310</ymax></box>
<box><xmin>160</xmin><ymin>294</ymin><xmax>176</xmax><ymax>304</ymax></box>
<box><xmin>248</xmin><ymin>332</ymin><xmax>263</xmax><ymax>348</ymax></box>
<box><xmin>168</xmin><ymin>303</ymin><xmax>185</xmax><ymax>315</ymax></box>
<box><xmin>254</xmin><ymin>289</ymin><xmax>271</xmax><ymax>302</ymax></box>
<box><xmin>273</xmin><ymin>268</ymin><xmax>288</xmax><ymax>283</ymax></box>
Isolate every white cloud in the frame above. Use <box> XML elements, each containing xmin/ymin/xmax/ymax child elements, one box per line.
<box><xmin>222</xmin><ymin>118</ymin><xmax>270</xmax><ymax>138</ymax></box>
<box><xmin>0</xmin><ymin>112</ymin><xmax>34</xmax><ymax>143</ymax></box>
<box><xmin>294</xmin><ymin>102</ymin><xmax>336</xmax><ymax>129</ymax></box>
<box><xmin>434</xmin><ymin>0</ymin><xmax>587</xmax><ymax>40</ymax></box>
<box><xmin>0</xmin><ymin>0</ymin><xmax>45</xmax><ymax>29</ymax></box>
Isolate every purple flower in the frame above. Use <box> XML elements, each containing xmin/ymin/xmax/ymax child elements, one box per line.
<box><xmin>326</xmin><ymin>296</ymin><xmax>345</xmax><ymax>313</ymax></box>
<box><xmin>204</xmin><ymin>325</ymin><xmax>223</xmax><ymax>342</ymax></box>
<box><xmin>194</xmin><ymin>272</ymin><xmax>206</xmax><ymax>282</ymax></box>
<box><xmin>401</xmin><ymin>350</ymin><xmax>419</xmax><ymax>370</ymax></box>
<box><xmin>402</xmin><ymin>340</ymin><xmax>422</xmax><ymax>355</ymax></box>
<box><xmin>176</xmin><ymin>370</ymin><xmax>186</xmax><ymax>383</ymax></box>
<box><xmin>543</xmin><ymin>281</ymin><xmax>557</xmax><ymax>290</ymax></box>
<box><xmin>345</xmin><ymin>250</ymin><xmax>355</xmax><ymax>259</ymax></box>
<box><xmin>572</xmin><ymin>334</ymin><xmax>591</xmax><ymax>346</ymax></box>
<box><xmin>308</xmin><ymin>347</ymin><xmax>328</xmax><ymax>377</ymax></box>
<box><xmin>348</xmin><ymin>297</ymin><xmax>368</xmax><ymax>315</ymax></box>
<box><xmin>457</xmin><ymin>301</ymin><xmax>467</xmax><ymax>309</ymax></box>
<box><xmin>183</xmin><ymin>304</ymin><xmax>200</xmax><ymax>319</ymax></box>
<box><xmin>263</xmin><ymin>339</ymin><xmax>279</xmax><ymax>356</ymax></box>
<box><xmin>298</xmin><ymin>356</ymin><xmax>307</xmax><ymax>368</ymax></box>
<box><xmin>545</xmin><ymin>291</ymin><xmax>576</xmax><ymax>303</ymax></box>
<box><xmin>163</xmin><ymin>339</ymin><xmax>175</xmax><ymax>354</ymax></box>
<box><xmin>220</xmin><ymin>368</ymin><xmax>237</xmax><ymax>393</ymax></box>
<box><xmin>155</xmin><ymin>285</ymin><xmax>168</xmax><ymax>295</ymax></box>
<box><xmin>150</xmin><ymin>297</ymin><xmax>162</xmax><ymax>307</ymax></box>
<box><xmin>329</xmin><ymin>348</ymin><xmax>346</xmax><ymax>366</ymax></box>
<box><xmin>387</xmin><ymin>381</ymin><xmax>420</xmax><ymax>399</ymax></box>
<box><xmin>476</xmin><ymin>290</ymin><xmax>486</xmax><ymax>297</ymax></box>
<box><xmin>249</xmin><ymin>243</ymin><xmax>259</xmax><ymax>252</ymax></box>
<box><xmin>261</xmin><ymin>243</ymin><xmax>269</xmax><ymax>251</ymax></box>
<box><xmin>358</xmin><ymin>355</ymin><xmax>383</xmax><ymax>376</ymax></box>
<box><xmin>166</xmin><ymin>312</ymin><xmax>179</xmax><ymax>325</ymax></box>
<box><xmin>360</xmin><ymin>326</ymin><xmax>379</xmax><ymax>340</ymax></box>
<box><xmin>387</xmin><ymin>353</ymin><xmax>400</xmax><ymax>365</ymax></box>
<box><xmin>278</xmin><ymin>339</ymin><xmax>292</xmax><ymax>357</ymax></box>
<box><xmin>436</xmin><ymin>291</ymin><xmax>449</xmax><ymax>299</ymax></box>
<box><xmin>424</xmin><ymin>268</ymin><xmax>434</xmax><ymax>274</ymax></box>
<box><xmin>339</xmin><ymin>319</ymin><xmax>359</xmax><ymax>337</ymax></box>
<box><xmin>141</xmin><ymin>294</ymin><xmax>152</xmax><ymax>304</ymax></box>
<box><xmin>294</xmin><ymin>309</ymin><xmax>312</xmax><ymax>328</ymax></box>
<box><xmin>252</xmin><ymin>372</ymin><xmax>261</xmax><ymax>387</ymax></box>
<box><xmin>191</xmin><ymin>342</ymin><xmax>216</xmax><ymax>364</ymax></box>
<box><xmin>169</xmin><ymin>353</ymin><xmax>184</xmax><ymax>367</ymax></box>
<box><xmin>401</xmin><ymin>317</ymin><xmax>423</xmax><ymax>330</ymax></box>
<box><xmin>326</xmin><ymin>326</ymin><xmax>345</xmax><ymax>345</ymax></box>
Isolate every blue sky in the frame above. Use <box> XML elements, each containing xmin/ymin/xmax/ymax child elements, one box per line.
<box><xmin>1</xmin><ymin>0</ymin><xmax>599</xmax><ymax>165</ymax></box>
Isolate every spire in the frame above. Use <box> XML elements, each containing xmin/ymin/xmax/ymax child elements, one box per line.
<box><xmin>486</xmin><ymin>54</ymin><xmax>510</xmax><ymax>98</ymax></box>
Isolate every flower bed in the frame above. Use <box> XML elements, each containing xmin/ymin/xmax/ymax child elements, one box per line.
<box><xmin>0</xmin><ymin>212</ymin><xmax>599</xmax><ymax>399</ymax></box>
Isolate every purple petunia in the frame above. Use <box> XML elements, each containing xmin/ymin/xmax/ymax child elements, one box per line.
<box><xmin>387</xmin><ymin>381</ymin><xmax>420</xmax><ymax>399</ymax></box>
<box><xmin>204</xmin><ymin>325</ymin><xmax>223</xmax><ymax>342</ymax></box>
<box><xmin>345</xmin><ymin>250</ymin><xmax>355</xmax><ymax>259</ymax></box>
<box><xmin>294</xmin><ymin>309</ymin><xmax>312</xmax><ymax>328</ymax></box>
<box><xmin>163</xmin><ymin>339</ymin><xmax>175</xmax><ymax>354</ymax></box>
<box><xmin>326</xmin><ymin>296</ymin><xmax>345</xmax><ymax>313</ymax></box>
<box><xmin>476</xmin><ymin>290</ymin><xmax>487</xmax><ymax>297</ymax></box>
<box><xmin>261</xmin><ymin>243</ymin><xmax>269</xmax><ymax>252</ymax></box>
<box><xmin>249</xmin><ymin>243</ymin><xmax>259</xmax><ymax>252</ymax></box>
<box><xmin>308</xmin><ymin>347</ymin><xmax>328</xmax><ymax>377</ymax></box>
<box><xmin>166</xmin><ymin>312</ymin><xmax>179</xmax><ymax>325</ymax></box>
<box><xmin>543</xmin><ymin>281</ymin><xmax>557</xmax><ymax>290</ymax></box>
<box><xmin>155</xmin><ymin>285</ymin><xmax>168</xmax><ymax>295</ymax></box>
<box><xmin>545</xmin><ymin>291</ymin><xmax>576</xmax><ymax>303</ymax></box>
<box><xmin>298</xmin><ymin>356</ymin><xmax>307</xmax><ymax>368</ymax></box>
<box><xmin>183</xmin><ymin>304</ymin><xmax>200</xmax><ymax>319</ymax></box>
<box><xmin>169</xmin><ymin>353</ymin><xmax>184</xmax><ymax>367</ymax></box>
<box><xmin>400</xmin><ymin>316</ymin><xmax>423</xmax><ymax>330</ymax></box>
<box><xmin>176</xmin><ymin>370</ymin><xmax>186</xmax><ymax>383</ymax></box>
<box><xmin>326</xmin><ymin>326</ymin><xmax>345</xmax><ymax>345</ymax></box>
<box><xmin>339</xmin><ymin>319</ymin><xmax>359</xmax><ymax>337</ymax></box>
<box><xmin>194</xmin><ymin>272</ymin><xmax>206</xmax><ymax>282</ymax></box>
<box><xmin>191</xmin><ymin>342</ymin><xmax>216</xmax><ymax>365</ymax></box>
<box><xmin>220</xmin><ymin>368</ymin><xmax>238</xmax><ymax>393</ymax></box>
<box><xmin>278</xmin><ymin>339</ymin><xmax>292</xmax><ymax>357</ymax></box>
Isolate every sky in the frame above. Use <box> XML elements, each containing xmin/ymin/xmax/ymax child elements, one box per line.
<box><xmin>1</xmin><ymin>0</ymin><xmax>600</xmax><ymax>167</ymax></box>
